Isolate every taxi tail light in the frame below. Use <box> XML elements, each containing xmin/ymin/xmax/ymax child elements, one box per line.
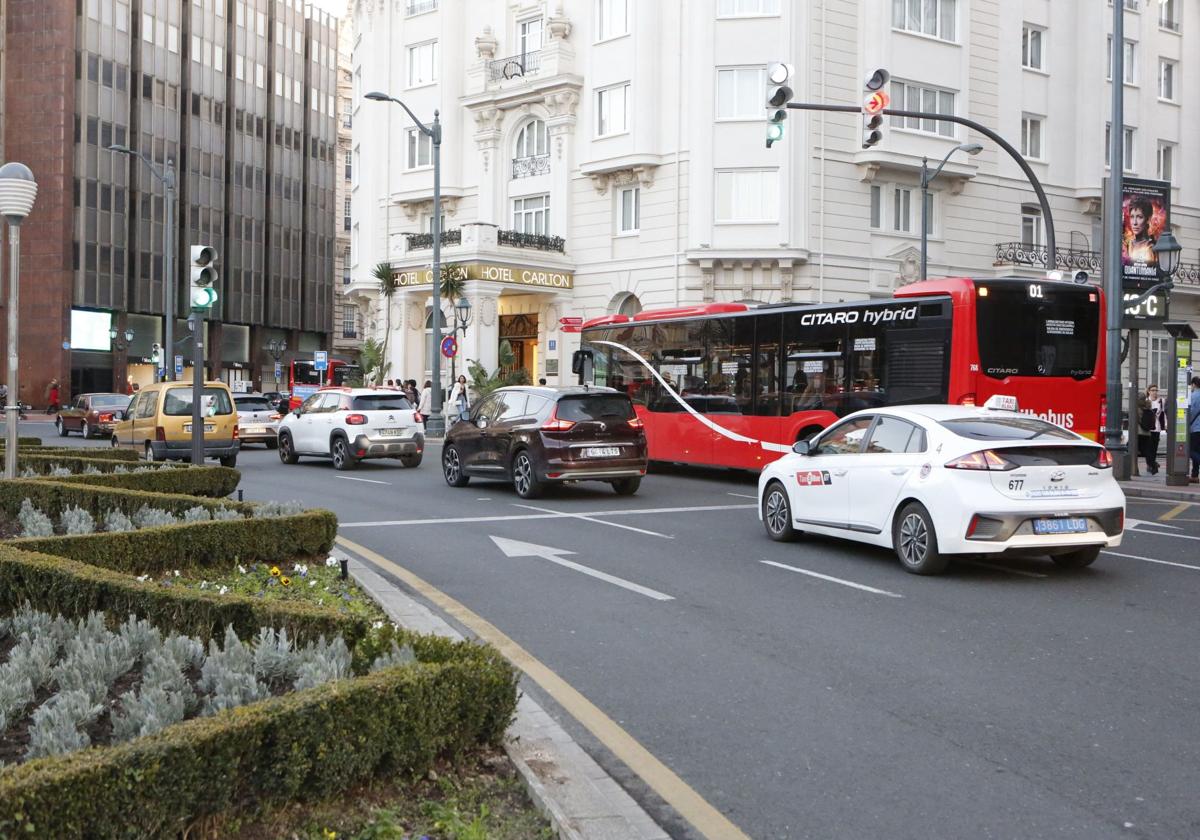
<box><xmin>958</xmin><ymin>394</ymin><xmax>976</xmax><ymax>407</ymax></box>
<box><xmin>345</xmin><ymin>413</ymin><xmax>368</xmax><ymax>425</ymax></box>
<box><xmin>541</xmin><ymin>409</ymin><xmax>576</xmax><ymax>432</ymax></box>
<box><xmin>1093</xmin><ymin>447</ymin><xmax>1113</xmax><ymax>469</ymax></box>
<box><xmin>627</xmin><ymin>416</ymin><xmax>644</xmax><ymax>430</ymax></box>
<box><xmin>155</xmin><ymin>426</ymin><xmax>166</xmax><ymax>441</ymax></box>
<box><xmin>944</xmin><ymin>449</ymin><xmax>1017</xmax><ymax>471</ymax></box>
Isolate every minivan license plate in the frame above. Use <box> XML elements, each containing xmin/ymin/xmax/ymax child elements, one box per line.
<box><xmin>1033</xmin><ymin>517</ymin><xmax>1088</xmax><ymax>535</ymax></box>
<box><xmin>583</xmin><ymin>447</ymin><xmax>620</xmax><ymax>458</ymax></box>
<box><xmin>184</xmin><ymin>424</ymin><xmax>215</xmax><ymax>433</ymax></box>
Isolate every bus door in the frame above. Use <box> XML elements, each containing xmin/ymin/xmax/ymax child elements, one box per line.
<box><xmin>650</xmin><ymin>347</ymin><xmax>711</xmax><ymax>464</ymax></box>
<box><xmin>705</xmin><ymin>316</ymin><xmax>781</xmax><ymax>469</ymax></box>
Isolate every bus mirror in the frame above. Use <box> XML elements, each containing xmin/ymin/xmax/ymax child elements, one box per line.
<box><xmin>572</xmin><ymin>349</ymin><xmax>593</xmax><ymax>375</ymax></box>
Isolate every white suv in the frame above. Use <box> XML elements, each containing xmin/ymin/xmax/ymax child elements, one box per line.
<box><xmin>277</xmin><ymin>387</ymin><xmax>424</xmax><ymax>470</ymax></box>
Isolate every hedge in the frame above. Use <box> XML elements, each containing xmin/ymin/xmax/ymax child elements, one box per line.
<box><xmin>11</xmin><ymin>511</ymin><xmax>337</xmax><ymax>574</ymax></box>
<box><xmin>44</xmin><ymin>465</ymin><xmax>240</xmax><ymax>498</ymax></box>
<box><xmin>4</xmin><ymin>446</ymin><xmax>138</xmax><ymax>461</ymax></box>
<box><xmin>0</xmin><ymin>479</ymin><xmax>253</xmax><ymax>520</ymax></box>
<box><xmin>17</xmin><ymin>453</ymin><xmax>185</xmax><ymax>474</ymax></box>
<box><xmin>0</xmin><ymin>546</ymin><xmax>367</xmax><ymax>649</ymax></box>
<box><xmin>0</xmin><ymin>642</ymin><xmax>518</xmax><ymax>839</ymax></box>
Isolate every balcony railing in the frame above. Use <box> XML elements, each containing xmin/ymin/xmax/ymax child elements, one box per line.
<box><xmin>512</xmin><ymin>154</ymin><xmax>550</xmax><ymax>179</ymax></box>
<box><xmin>404</xmin><ymin>228</ymin><xmax>462</xmax><ymax>250</ymax></box>
<box><xmin>487</xmin><ymin>50</ymin><xmax>541</xmax><ymax>82</ymax></box>
<box><xmin>341</xmin><ymin>328</ymin><xmax>358</xmax><ymax>339</ymax></box>
<box><xmin>498</xmin><ymin>229</ymin><xmax>566</xmax><ymax>253</ymax></box>
<box><xmin>994</xmin><ymin>241</ymin><xmax>1200</xmax><ymax>287</ymax></box>
<box><xmin>1159</xmin><ymin>16</ymin><xmax>1181</xmax><ymax>32</ymax></box>
<box><xmin>406</xmin><ymin>0</ymin><xmax>437</xmax><ymax>16</ymax></box>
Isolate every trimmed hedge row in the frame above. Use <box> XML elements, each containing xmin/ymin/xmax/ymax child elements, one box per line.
<box><xmin>11</xmin><ymin>510</ymin><xmax>337</xmax><ymax>574</ymax></box>
<box><xmin>0</xmin><ymin>546</ymin><xmax>367</xmax><ymax>649</ymax></box>
<box><xmin>5</xmin><ymin>446</ymin><xmax>139</xmax><ymax>461</ymax></box>
<box><xmin>16</xmin><ymin>453</ymin><xmax>183</xmax><ymax>475</ymax></box>
<box><xmin>0</xmin><ymin>479</ymin><xmax>253</xmax><ymax>519</ymax></box>
<box><xmin>0</xmin><ymin>437</ymin><xmax>44</xmax><ymax>447</ymax></box>
<box><xmin>45</xmin><ymin>465</ymin><xmax>240</xmax><ymax>498</ymax></box>
<box><xmin>0</xmin><ymin>644</ymin><xmax>518</xmax><ymax>839</ymax></box>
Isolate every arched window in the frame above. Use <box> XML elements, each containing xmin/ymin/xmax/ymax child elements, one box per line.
<box><xmin>515</xmin><ymin>120</ymin><xmax>548</xmax><ymax>158</ymax></box>
<box><xmin>614</xmin><ymin>292</ymin><xmax>642</xmax><ymax>317</ymax></box>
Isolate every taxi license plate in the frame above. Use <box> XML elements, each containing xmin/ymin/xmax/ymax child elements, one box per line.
<box><xmin>1033</xmin><ymin>517</ymin><xmax>1088</xmax><ymax>535</ymax></box>
<box><xmin>183</xmin><ymin>424</ymin><xmax>215</xmax><ymax>433</ymax></box>
<box><xmin>377</xmin><ymin>428</ymin><xmax>406</xmax><ymax>437</ymax></box>
<box><xmin>583</xmin><ymin>447</ymin><xmax>620</xmax><ymax>458</ymax></box>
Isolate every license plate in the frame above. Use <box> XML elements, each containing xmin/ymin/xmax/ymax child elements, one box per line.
<box><xmin>184</xmin><ymin>424</ymin><xmax>215</xmax><ymax>433</ymax></box>
<box><xmin>1033</xmin><ymin>517</ymin><xmax>1089</xmax><ymax>535</ymax></box>
<box><xmin>244</xmin><ymin>426</ymin><xmax>266</xmax><ymax>435</ymax></box>
<box><xmin>377</xmin><ymin>428</ymin><xmax>407</xmax><ymax>437</ymax></box>
<box><xmin>583</xmin><ymin>447</ymin><xmax>621</xmax><ymax>458</ymax></box>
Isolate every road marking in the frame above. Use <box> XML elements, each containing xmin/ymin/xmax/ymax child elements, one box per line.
<box><xmin>340</xmin><ymin>502</ymin><xmax>755</xmax><ymax>529</ymax></box>
<box><xmin>489</xmin><ymin>535</ymin><xmax>674</xmax><ymax>600</ymax></box>
<box><xmin>334</xmin><ymin>536</ymin><xmax>749</xmax><ymax>840</ymax></box>
<box><xmin>512</xmin><ymin>503</ymin><xmax>673</xmax><ymax>539</ymax></box>
<box><xmin>959</xmin><ymin>559</ymin><xmax>1047</xmax><ymax>579</ymax></box>
<box><xmin>760</xmin><ymin>560</ymin><xmax>904</xmax><ymax>598</ymax></box>
<box><xmin>1123</xmin><ymin>526</ymin><xmax>1200</xmax><ymax>543</ymax></box>
<box><xmin>1159</xmin><ymin>502</ymin><xmax>1191</xmax><ymax>521</ymax></box>
<box><xmin>1103</xmin><ymin>550</ymin><xmax>1200</xmax><ymax>572</ymax></box>
<box><xmin>1125</xmin><ymin>517</ymin><xmax>1182</xmax><ymax>530</ymax></box>
<box><xmin>334</xmin><ymin>476</ymin><xmax>390</xmax><ymax>485</ymax></box>
<box><xmin>727</xmin><ymin>492</ymin><xmax>757</xmax><ymax>499</ymax></box>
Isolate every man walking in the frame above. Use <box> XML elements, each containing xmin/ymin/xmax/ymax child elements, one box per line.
<box><xmin>1188</xmin><ymin>376</ymin><xmax>1200</xmax><ymax>483</ymax></box>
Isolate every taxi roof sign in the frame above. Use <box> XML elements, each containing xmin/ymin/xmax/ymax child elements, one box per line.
<box><xmin>982</xmin><ymin>394</ymin><xmax>1019</xmax><ymax>412</ymax></box>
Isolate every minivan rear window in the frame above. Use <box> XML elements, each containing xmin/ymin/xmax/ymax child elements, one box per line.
<box><xmin>556</xmin><ymin>394</ymin><xmax>635</xmax><ymax>422</ymax></box>
<box><xmin>163</xmin><ymin>388</ymin><xmax>233</xmax><ymax>416</ymax></box>
<box><xmin>351</xmin><ymin>394</ymin><xmax>413</xmax><ymax>411</ymax></box>
<box><xmin>939</xmin><ymin>416</ymin><xmax>1077</xmax><ymax>441</ymax></box>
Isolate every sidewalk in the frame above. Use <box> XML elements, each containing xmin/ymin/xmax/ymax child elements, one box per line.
<box><xmin>1120</xmin><ymin>471</ymin><xmax>1200</xmax><ymax>502</ymax></box>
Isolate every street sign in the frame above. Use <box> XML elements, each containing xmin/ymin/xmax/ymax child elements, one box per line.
<box><xmin>313</xmin><ymin>350</ymin><xmax>328</xmax><ymax>372</ymax></box>
<box><xmin>1122</xmin><ymin>289</ymin><xmax>1169</xmax><ymax>328</ymax></box>
<box><xmin>440</xmin><ymin>335</ymin><xmax>458</xmax><ymax>358</ymax></box>
<box><xmin>274</xmin><ymin>361</ymin><xmax>282</xmax><ymax>380</ymax></box>
<box><xmin>559</xmin><ymin>316</ymin><xmax>583</xmax><ymax>328</ymax></box>
<box><xmin>174</xmin><ymin>355</ymin><xmax>183</xmax><ymax>376</ymax></box>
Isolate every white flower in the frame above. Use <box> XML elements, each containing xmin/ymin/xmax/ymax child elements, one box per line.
<box><xmin>136</xmin><ymin>574</ymin><xmax>150</xmax><ymax>583</ymax></box>
<box><xmin>308</xmin><ymin>580</ymin><xmax>317</xmax><ymax>588</ymax></box>
<box><xmin>372</xmin><ymin>621</ymin><xmax>384</xmax><ymax>630</ymax></box>
<box><xmin>200</xmin><ymin>581</ymin><xmax>209</xmax><ymax>589</ymax></box>
<box><xmin>218</xmin><ymin>585</ymin><xmax>229</xmax><ymax>595</ymax></box>
<box><xmin>172</xmin><ymin>570</ymin><xmax>180</xmax><ymax>578</ymax></box>
<box><xmin>237</xmin><ymin>564</ymin><xmax>247</xmax><ymax>574</ymax></box>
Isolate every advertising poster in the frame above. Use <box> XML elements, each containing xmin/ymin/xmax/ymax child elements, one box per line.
<box><xmin>1121</xmin><ymin>177</ymin><xmax>1171</xmax><ymax>288</ymax></box>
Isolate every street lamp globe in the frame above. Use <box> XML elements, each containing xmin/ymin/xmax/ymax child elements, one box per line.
<box><xmin>455</xmin><ymin>296</ymin><xmax>472</xmax><ymax>325</ymax></box>
<box><xmin>124</xmin><ymin>328</ymin><xmax>135</xmax><ymax>342</ymax></box>
<box><xmin>109</xmin><ymin>327</ymin><xmax>119</xmax><ymax>340</ymax></box>
<box><xmin>1153</xmin><ymin>230</ymin><xmax>1183</xmax><ymax>278</ymax></box>
<box><xmin>0</xmin><ymin>163</ymin><xmax>38</xmax><ymax>225</ymax></box>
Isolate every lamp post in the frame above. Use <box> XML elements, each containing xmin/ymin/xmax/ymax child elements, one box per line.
<box><xmin>0</xmin><ymin>163</ymin><xmax>38</xmax><ymax>479</ymax></box>
<box><xmin>448</xmin><ymin>295</ymin><xmax>473</xmax><ymax>391</ymax></box>
<box><xmin>365</xmin><ymin>91</ymin><xmax>446</xmax><ymax>435</ymax></box>
<box><xmin>266</xmin><ymin>338</ymin><xmax>288</xmax><ymax>411</ymax></box>
<box><xmin>109</xmin><ymin>327</ymin><xmax>135</xmax><ymax>351</ymax></box>
<box><xmin>920</xmin><ymin>143</ymin><xmax>982</xmax><ymax>280</ymax></box>
<box><xmin>110</xmin><ymin>145</ymin><xmax>177</xmax><ymax>381</ymax></box>
<box><xmin>1103</xmin><ymin>0</ymin><xmax>1127</xmax><ymax>472</ymax></box>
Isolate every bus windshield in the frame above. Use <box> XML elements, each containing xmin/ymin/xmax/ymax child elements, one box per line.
<box><xmin>292</xmin><ymin>362</ymin><xmax>322</xmax><ymax>385</ymax></box>
<box><xmin>975</xmin><ymin>283</ymin><xmax>1099</xmax><ymax>379</ymax></box>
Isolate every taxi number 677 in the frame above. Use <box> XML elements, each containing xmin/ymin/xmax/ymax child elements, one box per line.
<box><xmin>1008</xmin><ymin>478</ymin><xmax>1024</xmax><ymax>490</ymax></box>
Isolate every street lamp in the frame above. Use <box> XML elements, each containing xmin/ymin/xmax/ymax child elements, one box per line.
<box><xmin>920</xmin><ymin>143</ymin><xmax>982</xmax><ymax>281</ymax></box>
<box><xmin>365</xmin><ymin>90</ymin><xmax>446</xmax><ymax>436</ymax></box>
<box><xmin>1153</xmin><ymin>230</ymin><xmax>1183</xmax><ymax>278</ymax></box>
<box><xmin>110</xmin><ymin>145</ymin><xmax>177</xmax><ymax>381</ymax></box>
<box><xmin>0</xmin><ymin>162</ymin><xmax>38</xmax><ymax>479</ymax></box>
<box><xmin>109</xmin><ymin>327</ymin><xmax>135</xmax><ymax>351</ymax></box>
<box><xmin>266</xmin><ymin>338</ymin><xmax>288</xmax><ymax>398</ymax></box>
<box><xmin>448</xmin><ymin>296</ymin><xmax>473</xmax><ymax>389</ymax></box>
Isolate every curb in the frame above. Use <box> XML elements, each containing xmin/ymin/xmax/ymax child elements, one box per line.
<box><xmin>1120</xmin><ymin>483</ymin><xmax>1200</xmax><ymax>503</ymax></box>
<box><xmin>346</xmin><ymin>552</ymin><xmax>670</xmax><ymax>840</ymax></box>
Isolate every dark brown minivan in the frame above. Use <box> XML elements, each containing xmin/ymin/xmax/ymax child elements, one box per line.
<box><xmin>442</xmin><ymin>386</ymin><xmax>648</xmax><ymax>498</ymax></box>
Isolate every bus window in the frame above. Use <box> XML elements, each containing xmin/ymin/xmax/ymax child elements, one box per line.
<box><xmin>705</xmin><ymin>317</ymin><xmax>753</xmax><ymax>415</ymax></box>
<box><xmin>754</xmin><ymin>315</ymin><xmax>782</xmax><ymax>417</ymax></box>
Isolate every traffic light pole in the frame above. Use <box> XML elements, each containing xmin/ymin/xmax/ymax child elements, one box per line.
<box><xmin>785</xmin><ymin>102</ymin><xmax>1056</xmax><ymax>261</ymax></box>
<box><xmin>189</xmin><ymin>312</ymin><xmax>204</xmax><ymax>466</ymax></box>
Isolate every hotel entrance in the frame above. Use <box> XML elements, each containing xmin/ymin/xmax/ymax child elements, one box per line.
<box><xmin>499</xmin><ymin>313</ymin><xmax>538</xmax><ymax>382</ymax></box>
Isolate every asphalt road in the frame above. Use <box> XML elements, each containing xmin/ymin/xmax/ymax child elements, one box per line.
<box><xmin>32</xmin><ymin>424</ymin><xmax>1200</xmax><ymax>840</ymax></box>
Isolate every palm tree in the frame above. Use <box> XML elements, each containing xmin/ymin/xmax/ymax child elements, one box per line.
<box><xmin>439</xmin><ymin>263</ymin><xmax>467</xmax><ymax>305</ymax></box>
<box><xmin>372</xmin><ymin>262</ymin><xmax>398</xmax><ymax>378</ymax></box>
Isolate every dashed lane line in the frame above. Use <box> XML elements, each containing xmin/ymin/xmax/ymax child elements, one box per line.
<box><xmin>339</xmin><ymin>502</ymin><xmax>756</xmax><ymax>529</ymax></box>
<box><xmin>760</xmin><ymin>560</ymin><xmax>904</xmax><ymax>598</ymax></box>
<box><xmin>727</xmin><ymin>492</ymin><xmax>758</xmax><ymax>499</ymax></box>
<box><xmin>334</xmin><ymin>476</ymin><xmax>390</xmax><ymax>485</ymax></box>
<box><xmin>1103</xmin><ymin>550</ymin><xmax>1200</xmax><ymax>572</ymax></box>
<box><xmin>512</xmin><ymin>503</ymin><xmax>674</xmax><ymax>539</ymax></box>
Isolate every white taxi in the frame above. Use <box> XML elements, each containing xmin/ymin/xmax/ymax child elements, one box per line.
<box><xmin>758</xmin><ymin>397</ymin><xmax>1125</xmax><ymax>575</ymax></box>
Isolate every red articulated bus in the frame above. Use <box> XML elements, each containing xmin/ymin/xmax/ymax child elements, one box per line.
<box><xmin>579</xmin><ymin>276</ymin><xmax>1106</xmax><ymax>471</ymax></box>
<box><xmin>288</xmin><ymin>359</ymin><xmax>362</xmax><ymax>409</ymax></box>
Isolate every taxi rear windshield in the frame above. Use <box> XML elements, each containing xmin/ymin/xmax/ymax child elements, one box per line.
<box><xmin>351</xmin><ymin>394</ymin><xmax>413</xmax><ymax>411</ymax></box>
<box><xmin>556</xmin><ymin>395</ymin><xmax>635</xmax><ymax>422</ymax></box>
<box><xmin>939</xmin><ymin>417</ymin><xmax>1077</xmax><ymax>441</ymax></box>
<box><xmin>975</xmin><ymin>284</ymin><xmax>1099</xmax><ymax>379</ymax></box>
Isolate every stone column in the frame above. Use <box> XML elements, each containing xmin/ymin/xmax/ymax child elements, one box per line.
<box><xmin>461</xmin><ymin>281</ymin><xmax>500</xmax><ymax>381</ymax></box>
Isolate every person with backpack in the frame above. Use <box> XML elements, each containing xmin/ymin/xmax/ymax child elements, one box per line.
<box><xmin>1137</xmin><ymin>384</ymin><xmax>1166</xmax><ymax>475</ymax></box>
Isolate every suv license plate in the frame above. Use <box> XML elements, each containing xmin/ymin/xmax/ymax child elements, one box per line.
<box><xmin>377</xmin><ymin>428</ymin><xmax>406</xmax><ymax>437</ymax></box>
<box><xmin>1033</xmin><ymin>517</ymin><xmax>1088</xmax><ymax>535</ymax></box>
<box><xmin>184</xmin><ymin>424</ymin><xmax>215</xmax><ymax>433</ymax></box>
<box><xmin>583</xmin><ymin>446</ymin><xmax>620</xmax><ymax>458</ymax></box>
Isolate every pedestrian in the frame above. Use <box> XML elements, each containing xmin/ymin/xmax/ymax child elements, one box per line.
<box><xmin>538</xmin><ymin>377</ymin><xmax>547</xmax><ymax>386</ymax></box>
<box><xmin>418</xmin><ymin>379</ymin><xmax>433</xmax><ymax>422</ymax></box>
<box><xmin>404</xmin><ymin>379</ymin><xmax>419</xmax><ymax>405</ymax></box>
<box><xmin>1188</xmin><ymin>376</ymin><xmax>1200</xmax><ymax>483</ymax></box>
<box><xmin>46</xmin><ymin>379</ymin><xmax>60</xmax><ymax>413</ymax></box>
<box><xmin>1137</xmin><ymin>384</ymin><xmax>1166</xmax><ymax>475</ymax></box>
<box><xmin>386</xmin><ymin>379</ymin><xmax>395</xmax><ymax>388</ymax></box>
<box><xmin>448</xmin><ymin>374</ymin><xmax>470</xmax><ymax>422</ymax></box>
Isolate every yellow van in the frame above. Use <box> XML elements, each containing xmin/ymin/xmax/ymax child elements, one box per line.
<box><xmin>111</xmin><ymin>381</ymin><xmax>240</xmax><ymax>466</ymax></box>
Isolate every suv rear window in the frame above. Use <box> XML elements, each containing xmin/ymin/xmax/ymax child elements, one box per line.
<box><xmin>939</xmin><ymin>416</ymin><xmax>1077</xmax><ymax>441</ymax></box>
<box><xmin>351</xmin><ymin>394</ymin><xmax>413</xmax><ymax>411</ymax></box>
<box><xmin>556</xmin><ymin>394</ymin><xmax>635</xmax><ymax>422</ymax></box>
<box><xmin>163</xmin><ymin>387</ymin><xmax>233</xmax><ymax>416</ymax></box>
<box><xmin>235</xmin><ymin>397</ymin><xmax>271</xmax><ymax>411</ymax></box>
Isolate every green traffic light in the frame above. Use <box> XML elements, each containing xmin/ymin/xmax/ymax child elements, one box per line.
<box><xmin>766</xmin><ymin>123</ymin><xmax>785</xmax><ymax>148</ymax></box>
<box><xmin>191</xmin><ymin>287</ymin><xmax>218</xmax><ymax>309</ymax></box>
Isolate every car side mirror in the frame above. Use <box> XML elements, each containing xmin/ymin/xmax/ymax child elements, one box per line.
<box><xmin>292</xmin><ymin>409</ymin><xmax>302</xmax><ymax>417</ymax></box>
<box><xmin>792</xmin><ymin>440</ymin><xmax>811</xmax><ymax>456</ymax></box>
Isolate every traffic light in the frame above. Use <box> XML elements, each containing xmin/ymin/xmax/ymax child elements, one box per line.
<box><xmin>189</xmin><ymin>245</ymin><xmax>218</xmax><ymax>310</ymax></box>
<box><xmin>150</xmin><ymin>343</ymin><xmax>161</xmax><ymax>365</ymax></box>
<box><xmin>765</xmin><ymin>62</ymin><xmax>794</xmax><ymax>149</ymax></box>
<box><xmin>861</xmin><ymin>68</ymin><xmax>891</xmax><ymax>149</ymax></box>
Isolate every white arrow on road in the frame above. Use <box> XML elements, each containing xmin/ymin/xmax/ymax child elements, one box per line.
<box><xmin>489</xmin><ymin>536</ymin><xmax>674</xmax><ymax>601</ymax></box>
<box><xmin>1125</xmin><ymin>517</ymin><xmax>1182</xmax><ymax>531</ymax></box>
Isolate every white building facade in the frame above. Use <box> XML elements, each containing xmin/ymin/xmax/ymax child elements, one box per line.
<box><xmin>348</xmin><ymin>0</ymin><xmax>1200</xmax><ymax>391</ymax></box>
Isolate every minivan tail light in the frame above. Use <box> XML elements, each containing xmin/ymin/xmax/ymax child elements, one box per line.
<box><xmin>345</xmin><ymin>413</ymin><xmax>368</xmax><ymax>425</ymax></box>
<box><xmin>1093</xmin><ymin>447</ymin><xmax>1113</xmax><ymax>469</ymax></box>
<box><xmin>541</xmin><ymin>408</ymin><xmax>576</xmax><ymax>432</ymax></box>
<box><xmin>944</xmin><ymin>449</ymin><xmax>1017</xmax><ymax>471</ymax></box>
<box><xmin>155</xmin><ymin>426</ymin><xmax>166</xmax><ymax>441</ymax></box>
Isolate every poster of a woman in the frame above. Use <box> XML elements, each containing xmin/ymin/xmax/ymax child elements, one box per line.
<box><xmin>1121</xmin><ymin>178</ymin><xmax>1170</xmax><ymax>285</ymax></box>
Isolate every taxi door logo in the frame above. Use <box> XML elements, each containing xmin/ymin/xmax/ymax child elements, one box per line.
<box><xmin>796</xmin><ymin>470</ymin><xmax>832</xmax><ymax>486</ymax></box>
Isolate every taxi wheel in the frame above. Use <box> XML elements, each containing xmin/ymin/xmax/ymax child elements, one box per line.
<box><xmin>278</xmin><ymin>432</ymin><xmax>299</xmax><ymax>464</ymax></box>
<box><xmin>1051</xmin><ymin>545</ymin><xmax>1100</xmax><ymax>569</ymax></box>
<box><xmin>893</xmin><ymin>502</ymin><xmax>947</xmax><ymax>575</ymax></box>
<box><xmin>331</xmin><ymin>436</ymin><xmax>358</xmax><ymax>470</ymax></box>
<box><xmin>442</xmin><ymin>445</ymin><xmax>469</xmax><ymax>487</ymax></box>
<box><xmin>512</xmin><ymin>451</ymin><xmax>543</xmax><ymax>499</ymax></box>
<box><xmin>762</xmin><ymin>481</ymin><xmax>799</xmax><ymax>542</ymax></box>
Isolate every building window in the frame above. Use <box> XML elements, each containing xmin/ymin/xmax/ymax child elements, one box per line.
<box><xmin>618</xmin><ymin>186</ymin><xmax>640</xmax><ymax>233</ymax></box>
<box><xmin>213</xmin><ymin>43</ymin><xmax>223</xmax><ymax>72</ymax></box>
<box><xmin>343</xmin><ymin>197</ymin><xmax>351</xmax><ymax>232</ymax></box>
<box><xmin>717</xmin><ymin>0</ymin><xmax>780</xmax><ymax>17</ymax></box>
<box><xmin>342</xmin><ymin>100</ymin><xmax>353</xmax><ymax>128</ymax></box>
<box><xmin>1159</xmin><ymin>0</ymin><xmax>1179</xmax><ymax>30</ymax></box>
<box><xmin>892</xmin><ymin>0</ymin><xmax>957</xmax><ymax>41</ymax></box>
<box><xmin>352</xmin><ymin>225</ymin><xmax>359</xmax><ymax>264</ymax></box>
<box><xmin>407</xmin><ymin>41</ymin><xmax>438</xmax><ymax>87</ymax></box>
<box><xmin>716</xmin><ymin>67</ymin><xmax>765</xmax><ymax>120</ymax></box>
<box><xmin>168</xmin><ymin>25</ymin><xmax>179</xmax><ymax>54</ymax></box>
<box><xmin>1107</xmin><ymin>37</ymin><xmax>1137</xmax><ymax>84</ymax></box>
<box><xmin>597</xmin><ymin>0</ymin><xmax>629</xmax><ymax>40</ymax></box>
<box><xmin>255</xmin><ymin>63</ymin><xmax>265</xmax><ymax>89</ymax></box>
<box><xmin>519</xmin><ymin>17</ymin><xmax>543</xmax><ymax>54</ymax></box>
<box><xmin>348</xmin><ymin>148</ymin><xmax>357</xmax><ymax>183</ymax></box>
<box><xmin>596</xmin><ymin>83</ymin><xmax>629</xmax><ymax>137</ymax></box>
<box><xmin>1021</xmin><ymin>115</ymin><xmax>1043</xmax><ymax>160</ymax></box>
<box><xmin>715</xmin><ymin>169</ymin><xmax>780</xmax><ymax>223</ymax></box>
<box><xmin>1020</xmin><ymin>204</ymin><xmax>1043</xmax><ymax>248</ymax></box>
<box><xmin>892</xmin><ymin>81</ymin><xmax>956</xmax><ymax>137</ymax></box>
<box><xmin>406</xmin><ymin>0</ymin><xmax>438</xmax><ymax>15</ymax></box>
<box><xmin>342</xmin><ymin>247</ymin><xmax>352</xmax><ymax>283</ymax></box>
<box><xmin>1105</xmin><ymin>123</ymin><xmax>1136</xmax><ymax>171</ymax></box>
<box><xmin>515</xmin><ymin>120</ymin><xmax>548</xmax><ymax>158</ymax></box>
<box><xmin>1158</xmin><ymin>59</ymin><xmax>1176</xmax><ymax>100</ymax></box>
<box><xmin>1157</xmin><ymin>141</ymin><xmax>1175</xmax><ymax>182</ymax></box>
<box><xmin>1021</xmin><ymin>25</ymin><xmax>1044</xmax><ymax>70</ymax></box>
<box><xmin>235</xmin><ymin>55</ymin><xmax>245</xmax><ymax>80</ymax></box>
<box><xmin>406</xmin><ymin>128</ymin><xmax>432</xmax><ymax>169</ymax></box>
<box><xmin>893</xmin><ymin>187</ymin><xmax>913</xmax><ymax>233</ymax></box>
<box><xmin>513</xmin><ymin>195</ymin><xmax>550</xmax><ymax>235</ymax></box>
<box><xmin>869</xmin><ymin>185</ymin><xmax>882</xmax><ymax>229</ymax></box>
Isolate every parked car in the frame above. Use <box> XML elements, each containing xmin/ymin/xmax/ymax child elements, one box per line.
<box><xmin>758</xmin><ymin>399</ymin><xmax>1125</xmax><ymax>575</ymax></box>
<box><xmin>110</xmin><ymin>381</ymin><xmax>240</xmax><ymax>466</ymax></box>
<box><xmin>442</xmin><ymin>386</ymin><xmax>648</xmax><ymax>498</ymax></box>
<box><xmin>55</xmin><ymin>393</ymin><xmax>131</xmax><ymax>439</ymax></box>
<box><xmin>233</xmin><ymin>392</ymin><xmax>282</xmax><ymax>448</ymax></box>
<box><xmin>276</xmin><ymin>387</ymin><xmax>424</xmax><ymax>470</ymax></box>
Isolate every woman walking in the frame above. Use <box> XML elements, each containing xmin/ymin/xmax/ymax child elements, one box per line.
<box><xmin>417</xmin><ymin>380</ymin><xmax>432</xmax><ymax>425</ymax></box>
<box><xmin>448</xmin><ymin>375</ymin><xmax>471</xmax><ymax>423</ymax></box>
<box><xmin>1137</xmin><ymin>384</ymin><xmax>1166</xmax><ymax>475</ymax></box>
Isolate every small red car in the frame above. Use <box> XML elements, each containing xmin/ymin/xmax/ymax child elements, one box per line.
<box><xmin>55</xmin><ymin>392</ymin><xmax>132</xmax><ymax>438</ymax></box>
